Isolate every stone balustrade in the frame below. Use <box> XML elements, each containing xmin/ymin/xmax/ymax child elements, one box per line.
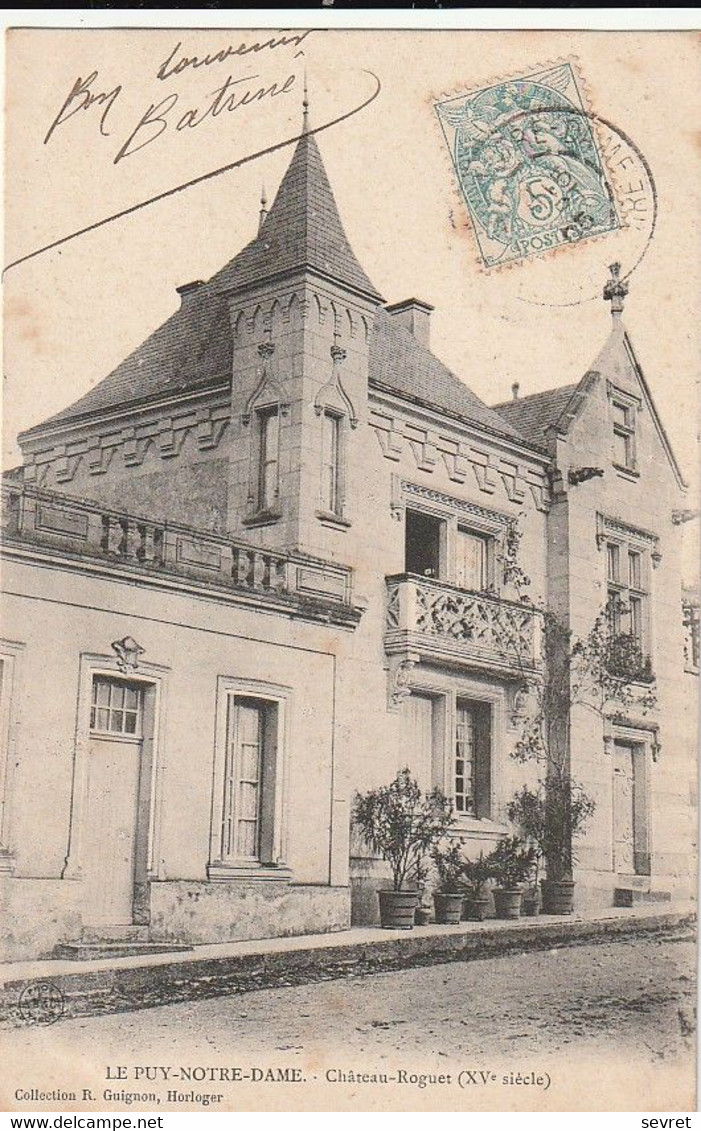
<box><xmin>2</xmin><ymin>481</ymin><xmax>357</xmax><ymax>624</ymax></box>
<box><xmin>385</xmin><ymin>573</ymin><xmax>541</xmax><ymax>676</ymax></box>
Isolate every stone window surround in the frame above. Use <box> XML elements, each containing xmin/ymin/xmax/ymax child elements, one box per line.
<box><xmin>241</xmin><ymin>342</ymin><xmax>289</xmax><ymax>529</ymax></box>
<box><xmin>0</xmin><ymin>639</ymin><xmax>25</xmax><ymax>873</ymax></box>
<box><xmin>208</xmin><ymin>675</ymin><xmax>292</xmax><ymax>883</ymax></box>
<box><xmin>607</xmin><ymin>380</ymin><xmax>642</xmax><ymax>480</ymax></box>
<box><xmin>315</xmin><ymin>406</ymin><xmax>352</xmax><ymax>531</ymax></box>
<box><xmin>242</xmin><ymin>403</ymin><xmax>285</xmax><ymax>528</ymax></box>
<box><xmin>603</xmin><ymin>717</ymin><xmax>658</xmax><ymax>878</ymax></box>
<box><xmin>313</xmin><ymin>342</ymin><xmax>357</xmax><ymax>531</ymax></box>
<box><xmin>393</xmin><ymin>478</ymin><xmax>512</xmax><ymax>593</ymax></box>
<box><xmin>596</xmin><ymin>512</ymin><xmax>659</xmax><ymax>667</ymax></box>
<box><xmin>62</xmin><ymin>651</ymin><xmax>170</xmax><ymax>886</ymax></box>
<box><xmin>398</xmin><ymin>666</ymin><xmax>510</xmax><ymax>841</ymax></box>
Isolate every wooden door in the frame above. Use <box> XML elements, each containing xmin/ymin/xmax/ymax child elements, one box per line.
<box><xmin>455</xmin><ymin>530</ymin><xmax>487</xmax><ymax>591</ymax></box>
<box><xmin>83</xmin><ymin>677</ymin><xmax>144</xmax><ymax>926</ymax></box>
<box><xmin>613</xmin><ymin>742</ymin><xmax>636</xmax><ymax>874</ymax></box>
<box><xmin>83</xmin><ymin>737</ymin><xmax>142</xmax><ymax>925</ymax></box>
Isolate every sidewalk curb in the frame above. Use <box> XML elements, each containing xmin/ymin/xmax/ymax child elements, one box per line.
<box><xmin>1</xmin><ymin>909</ymin><xmax>694</xmax><ymax>1027</ymax></box>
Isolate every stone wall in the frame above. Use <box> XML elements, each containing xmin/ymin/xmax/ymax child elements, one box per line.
<box><xmin>149</xmin><ymin>881</ymin><xmax>349</xmax><ymax>945</ymax></box>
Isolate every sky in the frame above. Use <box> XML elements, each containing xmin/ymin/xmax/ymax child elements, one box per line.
<box><xmin>3</xmin><ymin>28</ymin><xmax>699</xmax><ymax>521</ymax></box>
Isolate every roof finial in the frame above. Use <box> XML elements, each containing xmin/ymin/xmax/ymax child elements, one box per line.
<box><xmin>258</xmin><ymin>184</ymin><xmax>268</xmax><ymax>233</ymax></box>
<box><xmin>603</xmin><ymin>261</ymin><xmax>628</xmax><ymax>323</ymax></box>
<box><xmin>302</xmin><ymin>71</ymin><xmax>309</xmax><ymax>134</ymax></box>
<box><xmin>511</xmin><ymin>381</ymin><xmax>520</xmax><ymax>401</ymax></box>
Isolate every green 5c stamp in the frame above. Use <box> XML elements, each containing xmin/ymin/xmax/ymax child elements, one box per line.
<box><xmin>435</xmin><ymin>63</ymin><xmax>621</xmax><ymax>269</ymax></box>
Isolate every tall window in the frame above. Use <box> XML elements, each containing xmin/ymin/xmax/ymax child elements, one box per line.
<box><xmin>606</xmin><ymin>541</ymin><xmax>648</xmax><ymax>650</ymax></box>
<box><xmin>90</xmin><ymin>677</ymin><xmax>143</xmax><ymax>737</ymax></box>
<box><xmin>257</xmin><ymin>407</ymin><xmax>279</xmax><ymax>512</ymax></box>
<box><xmin>320</xmin><ymin>411</ymin><xmax>341</xmax><ymax>515</ymax></box>
<box><xmin>454</xmin><ymin>700</ymin><xmax>491</xmax><ymax>818</ymax></box>
<box><xmin>455</xmin><ymin>528</ymin><xmax>489</xmax><ymax>591</ymax></box>
<box><xmin>454</xmin><ymin>703</ymin><xmax>476</xmax><ymax>814</ymax></box>
<box><xmin>220</xmin><ymin>696</ymin><xmax>277</xmax><ymax>863</ymax></box>
<box><xmin>612</xmin><ymin>399</ymin><xmax>636</xmax><ymax>471</ymax></box>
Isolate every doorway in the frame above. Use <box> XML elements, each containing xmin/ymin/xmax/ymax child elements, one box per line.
<box><xmin>613</xmin><ymin>740</ymin><xmax>649</xmax><ymax>876</ymax></box>
<box><xmin>82</xmin><ymin>676</ymin><xmax>152</xmax><ymax>926</ymax></box>
<box><xmin>405</xmin><ymin>509</ymin><xmax>442</xmax><ymax>579</ymax></box>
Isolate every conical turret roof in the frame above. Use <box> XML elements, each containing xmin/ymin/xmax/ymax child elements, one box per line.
<box><xmin>212</xmin><ymin>131</ymin><xmax>383</xmax><ymax>302</ymax></box>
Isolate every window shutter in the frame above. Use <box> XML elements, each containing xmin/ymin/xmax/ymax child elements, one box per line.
<box><xmin>473</xmin><ymin>703</ymin><xmax>492</xmax><ymax>820</ymax></box>
<box><xmin>258</xmin><ymin>703</ymin><xmax>279</xmax><ymax>865</ymax></box>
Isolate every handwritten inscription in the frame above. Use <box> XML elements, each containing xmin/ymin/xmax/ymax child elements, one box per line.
<box><xmin>44</xmin><ymin>70</ymin><xmax>297</xmax><ymax>164</ymax></box>
<box><xmin>44</xmin><ymin>72</ymin><xmax>122</xmax><ymax>145</ymax></box>
<box><xmin>156</xmin><ymin>31</ymin><xmax>314</xmax><ymax>81</ymax></box>
<box><xmin>43</xmin><ymin>31</ymin><xmax>312</xmax><ymax>164</ymax></box>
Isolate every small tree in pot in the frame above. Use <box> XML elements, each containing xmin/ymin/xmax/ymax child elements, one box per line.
<box><xmin>353</xmin><ymin>768</ymin><xmax>454</xmax><ymax>929</ymax></box>
<box><xmin>507</xmin><ymin>787</ymin><xmax>546</xmax><ymax>916</ymax></box>
<box><xmin>461</xmin><ymin>851</ymin><xmax>493</xmax><ymax>921</ymax></box>
<box><xmin>486</xmin><ymin>836</ymin><xmax>535</xmax><ymax>920</ymax></box>
<box><xmin>431</xmin><ymin>839</ymin><xmax>467</xmax><ymax>924</ymax></box>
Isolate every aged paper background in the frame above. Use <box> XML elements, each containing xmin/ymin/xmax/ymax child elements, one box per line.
<box><xmin>1</xmin><ymin>25</ymin><xmax>699</xmax><ymax>1113</ymax></box>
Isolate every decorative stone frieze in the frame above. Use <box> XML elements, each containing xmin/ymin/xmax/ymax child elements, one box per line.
<box><xmin>20</xmin><ymin>392</ymin><xmax>231</xmax><ymax>486</ymax></box>
<box><xmin>370</xmin><ymin>406</ymin><xmax>548</xmax><ymax>511</ymax></box>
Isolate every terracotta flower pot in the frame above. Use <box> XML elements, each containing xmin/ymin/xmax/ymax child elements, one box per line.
<box><xmin>433</xmin><ymin>892</ymin><xmax>464</xmax><ymax>924</ymax></box>
<box><xmin>541</xmin><ymin>879</ymin><xmax>575</xmax><ymax>915</ymax></box>
<box><xmin>463</xmin><ymin>896</ymin><xmax>490</xmax><ymax>922</ymax></box>
<box><xmin>493</xmin><ymin>887</ymin><xmax>524</xmax><ymax>920</ymax></box>
<box><xmin>378</xmin><ymin>889</ymin><xmax>418</xmax><ymax>930</ymax></box>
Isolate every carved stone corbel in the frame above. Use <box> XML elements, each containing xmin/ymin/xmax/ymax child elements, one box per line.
<box><xmin>387</xmin><ymin>652</ymin><xmax>420</xmax><ymax>710</ymax></box>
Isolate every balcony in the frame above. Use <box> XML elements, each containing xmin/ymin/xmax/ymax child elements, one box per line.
<box><xmin>1</xmin><ymin>481</ymin><xmax>361</xmax><ymax>628</ymax></box>
<box><xmin>385</xmin><ymin>574</ymin><xmax>542</xmax><ymax>677</ymax></box>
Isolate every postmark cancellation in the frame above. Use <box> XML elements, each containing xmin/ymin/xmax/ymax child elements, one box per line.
<box><xmin>435</xmin><ymin>62</ymin><xmax>621</xmax><ymax>269</ymax></box>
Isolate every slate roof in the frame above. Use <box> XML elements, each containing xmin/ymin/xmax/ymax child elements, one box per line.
<box><xmin>33</xmin><ymin>284</ymin><xmax>233</xmax><ymax>431</ymax></box>
<box><xmin>24</xmin><ymin>130</ymin><xmax>382</xmax><ymax>437</ymax></box>
<box><xmin>211</xmin><ymin>131</ymin><xmax>382</xmax><ymax>301</ymax></box>
<box><xmin>492</xmin><ymin>384</ymin><xmax>579</xmax><ymax>450</ymax></box>
<box><xmin>24</xmin><ymin>129</ymin><xmax>530</xmax><ymax>450</ymax></box>
<box><xmin>369</xmin><ymin>309</ymin><xmax>527</xmax><ymax>443</ymax></box>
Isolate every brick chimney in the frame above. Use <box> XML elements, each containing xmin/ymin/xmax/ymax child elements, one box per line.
<box><xmin>176</xmin><ymin>281</ymin><xmax>205</xmax><ymax>305</ymax></box>
<box><xmin>385</xmin><ymin>298</ymin><xmax>434</xmax><ymax>350</ymax></box>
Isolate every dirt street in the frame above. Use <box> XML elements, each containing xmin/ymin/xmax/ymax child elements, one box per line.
<box><xmin>1</xmin><ymin>929</ymin><xmax>695</xmax><ymax>1112</ymax></box>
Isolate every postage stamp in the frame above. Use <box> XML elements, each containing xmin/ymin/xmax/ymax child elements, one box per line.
<box><xmin>435</xmin><ymin>63</ymin><xmax>621</xmax><ymax>269</ymax></box>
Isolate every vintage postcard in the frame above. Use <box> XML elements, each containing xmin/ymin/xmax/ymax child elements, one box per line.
<box><xmin>0</xmin><ymin>24</ymin><xmax>698</xmax><ymax>1115</ymax></box>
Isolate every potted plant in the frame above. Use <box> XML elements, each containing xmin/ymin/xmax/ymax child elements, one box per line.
<box><xmin>353</xmin><ymin>768</ymin><xmax>453</xmax><ymax>930</ymax></box>
<box><xmin>507</xmin><ymin>787</ymin><xmax>546</xmax><ymax>916</ymax></box>
<box><xmin>537</xmin><ymin>776</ymin><xmax>596</xmax><ymax>914</ymax></box>
<box><xmin>431</xmin><ymin>840</ymin><xmax>467</xmax><ymax>924</ymax></box>
<box><xmin>486</xmin><ymin>836</ymin><xmax>535</xmax><ymax>920</ymax></box>
<box><xmin>461</xmin><ymin>852</ymin><xmax>492</xmax><ymax>921</ymax></box>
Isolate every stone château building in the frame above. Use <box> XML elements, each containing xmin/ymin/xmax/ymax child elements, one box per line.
<box><xmin>1</xmin><ymin>116</ymin><xmax>696</xmax><ymax>960</ymax></box>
